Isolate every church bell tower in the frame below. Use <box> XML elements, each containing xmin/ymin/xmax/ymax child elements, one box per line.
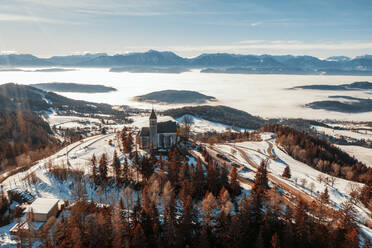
<box><xmin>149</xmin><ymin>108</ymin><xmax>158</xmax><ymax>149</ymax></box>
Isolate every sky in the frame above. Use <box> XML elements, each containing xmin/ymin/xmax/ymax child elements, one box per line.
<box><xmin>0</xmin><ymin>0</ymin><xmax>371</xmax><ymax>58</ymax></box>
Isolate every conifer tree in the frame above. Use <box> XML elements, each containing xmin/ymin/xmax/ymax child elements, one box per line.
<box><xmin>124</xmin><ymin>134</ymin><xmax>133</xmax><ymax>154</ymax></box>
<box><xmin>99</xmin><ymin>153</ymin><xmax>108</xmax><ymax>183</ymax></box>
<box><xmin>122</xmin><ymin>157</ymin><xmax>129</xmax><ymax>184</ymax></box>
<box><xmin>132</xmin><ymin>223</ymin><xmax>147</xmax><ymax>248</ymax></box>
<box><xmin>91</xmin><ymin>154</ymin><xmax>97</xmax><ymax>182</ymax></box>
<box><xmin>294</xmin><ymin>199</ymin><xmax>308</xmax><ymax>247</ymax></box>
<box><xmin>321</xmin><ymin>187</ymin><xmax>330</xmax><ymax>204</ymax></box>
<box><xmin>250</xmin><ymin>160</ymin><xmax>269</xmax><ymax>224</ymax></box>
<box><xmin>282</xmin><ymin>165</ymin><xmax>291</xmax><ymax>179</ymax></box>
<box><xmin>230</xmin><ymin>166</ymin><xmax>241</xmax><ymax>197</ymax></box>
<box><xmin>113</xmin><ymin>151</ymin><xmax>121</xmax><ymax>184</ymax></box>
<box><xmin>179</xmin><ymin>195</ymin><xmax>197</xmax><ymax>247</ymax></box>
<box><xmin>255</xmin><ymin>160</ymin><xmax>268</xmax><ymax>190</ymax></box>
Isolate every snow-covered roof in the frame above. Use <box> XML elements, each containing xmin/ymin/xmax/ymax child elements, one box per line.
<box><xmin>27</xmin><ymin>198</ymin><xmax>59</xmax><ymax>215</ymax></box>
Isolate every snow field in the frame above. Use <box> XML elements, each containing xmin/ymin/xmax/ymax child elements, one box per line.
<box><xmin>312</xmin><ymin>125</ymin><xmax>372</xmax><ymax>141</ymax></box>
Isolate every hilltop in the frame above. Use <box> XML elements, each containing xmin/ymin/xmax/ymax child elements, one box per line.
<box><xmin>164</xmin><ymin>105</ymin><xmax>266</xmax><ymax>129</ymax></box>
<box><xmin>134</xmin><ymin>90</ymin><xmax>216</xmax><ymax>104</ymax></box>
<box><xmin>31</xmin><ymin>82</ymin><xmax>117</xmax><ymax>93</ymax></box>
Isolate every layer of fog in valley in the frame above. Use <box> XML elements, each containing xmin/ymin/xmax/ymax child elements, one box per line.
<box><xmin>0</xmin><ymin>68</ymin><xmax>371</xmax><ymax>121</ymax></box>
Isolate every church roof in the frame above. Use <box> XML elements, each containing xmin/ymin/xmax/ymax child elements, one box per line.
<box><xmin>158</xmin><ymin>121</ymin><xmax>178</xmax><ymax>133</ymax></box>
<box><xmin>150</xmin><ymin>109</ymin><xmax>157</xmax><ymax>119</ymax></box>
<box><xmin>139</xmin><ymin>121</ymin><xmax>178</xmax><ymax>137</ymax></box>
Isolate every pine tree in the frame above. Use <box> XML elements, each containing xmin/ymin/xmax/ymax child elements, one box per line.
<box><xmin>230</xmin><ymin>166</ymin><xmax>241</xmax><ymax>197</ymax></box>
<box><xmin>250</xmin><ymin>160</ymin><xmax>269</xmax><ymax>224</ymax></box>
<box><xmin>255</xmin><ymin>161</ymin><xmax>268</xmax><ymax>190</ymax></box>
<box><xmin>163</xmin><ymin>193</ymin><xmax>178</xmax><ymax>247</ymax></box>
<box><xmin>122</xmin><ymin>157</ymin><xmax>129</xmax><ymax>184</ymax></box>
<box><xmin>113</xmin><ymin>151</ymin><xmax>121</xmax><ymax>184</ymax></box>
<box><xmin>99</xmin><ymin>153</ymin><xmax>108</xmax><ymax>183</ymax></box>
<box><xmin>320</xmin><ymin>187</ymin><xmax>330</xmax><ymax>204</ymax></box>
<box><xmin>91</xmin><ymin>154</ymin><xmax>97</xmax><ymax>182</ymax></box>
<box><xmin>54</xmin><ymin>215</ymin><xmax>71</xmax><ymax>248</ymax></box>
<box><xmin>294</xmin><ymin>199</ymin><xmax>308</xmax><ymax>247</ymax></box>
<box><xmin>179</xmin><ymin>195</ymin><xmax>196</xmax><ymax>247</ymax></box>
<box><xmin>282</xmin><ymin>165</ymin><xmax>291</xmax><ymax>179</ymax></box>
<box><xmin>193</xmin><ymin>161</ymin><xmax>206</xmax><ymax>200</ymax></box>
<box><xmin>124</xmin><ymin>134</ymin><xmax>133</xmax><ymax>154</ymax></box>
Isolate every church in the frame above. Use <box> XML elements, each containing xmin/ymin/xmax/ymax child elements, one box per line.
<box><xmin>137</xmin><ymin>109</ymin><xmax>178</xmax><ymax>149</ymax></box>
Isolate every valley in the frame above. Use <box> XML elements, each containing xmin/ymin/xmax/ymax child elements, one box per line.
<box><xmin>0</xmin><ymin>78</ymin><xmax>371</xmax><ymax>247</ymax></box>
<box><xmin>0</xmin><ymin>88</ymin><xmax>371</xmax><ymax>246</ymax></box>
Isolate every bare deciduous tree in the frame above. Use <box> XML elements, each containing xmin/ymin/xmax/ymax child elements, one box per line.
<box><xmin>309</xmin><ymin>182</ymin><xmax>315</xmax><ymax>196</ymax></box>
<box><xmin>300</xmin><ymin>178</ymin><xmax>307</xmax><ymax>188</ymax></box>
<box><xmin>181</xmin><ymin>115</ymin><xmax>193</xmax><ymax>141</ymax></box>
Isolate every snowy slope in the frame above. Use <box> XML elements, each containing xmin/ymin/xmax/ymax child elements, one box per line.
<box><xmin>175</xmin><ymin>114</ymin><xmax>248</xmax><ymax>133</ymax></box>
<box><xmin>1</xmin><ymin>133</ymin><xmax>121</xmax><ymax>201</ymax></box>
<box><xmin>337</xmin><ymin>145</ymin><xmax>372</xmax><ymax>167</ymax></box>
<box><xmin>0</xmin><ymin>130</ymin><xmax>140</xmax><ymax>246</ymax></box>
<box><xmin>214</xmin><ymin>134</ymin><xmax>372</xmax><ymax>226</ymax></box>
<box><xmin>46</xmin><ymin>113</ymin><xmax>103</xmax><ymax>127</ymax></box>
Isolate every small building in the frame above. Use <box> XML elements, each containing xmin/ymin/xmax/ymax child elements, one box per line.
<box><xmin>26</xmin><ymin>198</ymin><xmax>59</xmax><ymax>222</ymax></box>
<box><xmin>10</xmin><ymin>198</ymin><xmax>60</xmax><ymax>236</ymax></box>
<box><xmin>137</xmin><ymin>109</ymin><xmax>178</xmax><ymax>149</ymax></box>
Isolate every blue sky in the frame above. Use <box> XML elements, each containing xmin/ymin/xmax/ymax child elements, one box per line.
<box><xmin>0</xmin><ymin>0</ymin><xmax>371</xmax><ymax>57</ymax></box>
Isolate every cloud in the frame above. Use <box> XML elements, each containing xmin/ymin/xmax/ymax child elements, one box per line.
<box><xmin>13</xmin><ymin>0</ymin><xmax>237</xmax><ymax>18</ymax></box>
<box><xmin>230</xmin><ymin>40</ymin><xmax>372</xmax><ymax>51</ymax></box>
<box><xmin>0</xmin><ymin>13</ymin><xmax>53</xmax><ymax>22</ymax></box>
<box><xmin>0</xmin><ymin>13</ymin><xmax>81</xmax><ymax>24</ymax></box>
<box><xmin>75</xmin><ymin>8</ymin><xmax>234</xmax><ymax>17</ymax></box>
<box><xmin>250</xmin><ymin>22</ymin><xmax>262</xmax><ymax>27</ymax></box>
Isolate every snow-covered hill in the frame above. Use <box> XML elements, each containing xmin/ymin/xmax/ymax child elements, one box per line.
<box><xmin>213</xmin><ymin>133</ymin><xmax>372</xmax><ymax>228</ymax></box>
<box><xmin>337</xmin><ymin>145</ymin><xmax>372</xmax><ymax>167</ymax></box>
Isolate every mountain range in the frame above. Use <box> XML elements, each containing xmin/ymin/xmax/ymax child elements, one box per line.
<box><xmin>1</xmin><ymin>50</ymin><xmax>372</xmax><ymax>74</ymax></box>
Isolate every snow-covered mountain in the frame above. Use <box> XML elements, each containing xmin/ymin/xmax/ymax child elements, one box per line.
<box><xmin>1</xmin><ymin>50</ymin><xmax>372</xmax><ymax>75</ymax></box>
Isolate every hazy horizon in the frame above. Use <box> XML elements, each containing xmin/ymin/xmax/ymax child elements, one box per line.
<box><xmin>1</xmin><ymin>49</ymin><xmax>371</xmax><ymax>60</ymax></box>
